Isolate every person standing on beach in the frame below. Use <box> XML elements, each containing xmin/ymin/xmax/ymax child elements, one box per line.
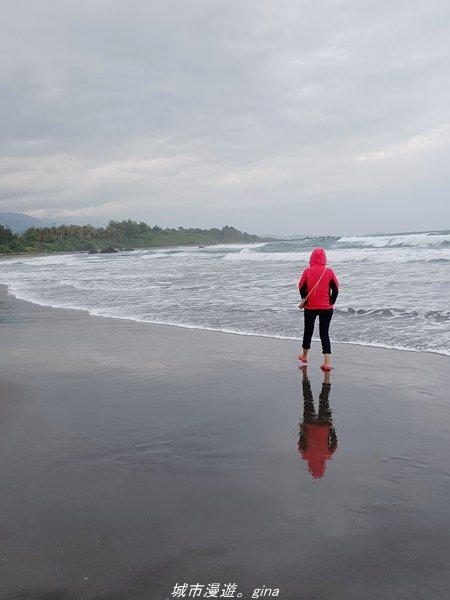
<box><xmin>298</xmin><ymin>247</ymin><xmax>339</xmax><ymax>371</ymax></box>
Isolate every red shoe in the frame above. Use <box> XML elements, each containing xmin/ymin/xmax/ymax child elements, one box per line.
<box><xmin>320</xmin><ymin>364</ymin><xmax>333</xmax><ymax>372</ymax></box>
<box><xmin>298</xmin><ymin>355</ymin><xmax>308</xmax><ymax>365</ymax></box>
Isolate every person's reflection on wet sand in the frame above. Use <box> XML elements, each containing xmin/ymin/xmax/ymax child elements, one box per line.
<box><xmin>298</xmin><ymin>367</ymin><xmax>337</xmax><ymax>479</ymax></box>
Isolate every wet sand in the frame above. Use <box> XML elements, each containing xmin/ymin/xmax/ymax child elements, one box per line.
<box><xmin>1</xmin><ymin>284</ymin><xmax>450</xmax><ymax>600</ymax></box>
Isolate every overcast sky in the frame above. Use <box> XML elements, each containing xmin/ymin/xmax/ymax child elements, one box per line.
<box><xmin>1</xmin><ymin>0</ymin><xmax>450</xmax><ymax>235</ymax></box>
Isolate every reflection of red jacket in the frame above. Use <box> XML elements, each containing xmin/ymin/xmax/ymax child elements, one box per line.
<box><xmin>298</xmin><ymin>248</ymin><xmax>339</xmax><ymax>310</ymax></box>
<box><xmin>300</xmin><ymin>424</ymin><xmax>336</xmax><ymax>479</ymax></box>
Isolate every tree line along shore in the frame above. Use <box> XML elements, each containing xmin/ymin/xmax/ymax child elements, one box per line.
<box><xmin>0</xmin><ymin>220</ymin><xmax>268</xmax><ymax>254</ymax></box>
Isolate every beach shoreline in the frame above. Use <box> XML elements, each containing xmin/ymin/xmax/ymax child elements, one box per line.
<box><xmin>1</xmin><ymin>286</ymin><xmax>449</xmax><ymax>600</ymax></box>
<box><xmin>1</xmin><ymin>231</ymin><xmax>448</xmax><ymax>358</ymax></box>
<box><xmin>1</xmin><ymin>282</ymin><xmax>448</xmax><ymax>359</ymax></box>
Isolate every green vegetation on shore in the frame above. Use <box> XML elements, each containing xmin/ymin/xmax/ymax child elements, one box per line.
<box><xmin>0</xmin><ymin>220</ymin><xmax>266</xmax><ymax>254</ymax></box>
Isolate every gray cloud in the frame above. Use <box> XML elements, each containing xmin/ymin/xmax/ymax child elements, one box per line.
<box><xmin>1</xmin><ymin>0</ymin><xmax>450</xmax><ymax>234</ymax></box>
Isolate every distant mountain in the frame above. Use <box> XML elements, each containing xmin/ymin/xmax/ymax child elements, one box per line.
<box><xmin>0</xmin><ymin>212</ymin><xmax>53</xmax><ymax>232</ymax></box>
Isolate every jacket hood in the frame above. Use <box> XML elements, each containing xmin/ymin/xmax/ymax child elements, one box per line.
<box><xmin>309</xmin><ymin>247</ymin><xmax>327</xmax><ymax>267</ymax></box>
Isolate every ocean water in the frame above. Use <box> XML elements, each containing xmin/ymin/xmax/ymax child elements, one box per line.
<box><xmin>0</xmin><ymin>230</ymin><xmax>449</xmax><ymax>356</ymax></box>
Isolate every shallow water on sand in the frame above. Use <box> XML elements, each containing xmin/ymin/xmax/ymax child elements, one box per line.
<box><xmin>1</xmin><ymin>291</ymin><xmax>450</xmax><ymax>599</ymax></box>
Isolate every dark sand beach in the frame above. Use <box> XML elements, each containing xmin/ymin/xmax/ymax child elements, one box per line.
<box><xmin>1</xmin><ymin>284</ymin><xmax>450</xmax><ymax>600</ymax></box>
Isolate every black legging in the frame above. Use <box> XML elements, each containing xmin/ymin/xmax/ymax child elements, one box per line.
<box><xmin>302</xmin><ymin>308</ymin><xmax>333</xmax><ymax>354</ymax></box>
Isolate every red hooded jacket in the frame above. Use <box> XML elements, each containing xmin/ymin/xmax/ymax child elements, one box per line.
<box><xmin>298</xmin><ymin>248</ymin><xmax>339</xmax><ymax>310</ymax></box>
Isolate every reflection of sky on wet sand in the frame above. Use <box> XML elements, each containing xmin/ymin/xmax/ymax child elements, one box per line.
<box><xmin>1</xmin><ymin>288</ymin><xmax>450</xmax><ymax>599</ymax></box>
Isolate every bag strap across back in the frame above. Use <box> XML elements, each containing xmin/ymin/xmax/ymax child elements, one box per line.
<box><xmin>305</xmin><ymin>267</ymin><xmax>328</xmax><ymax>301</ymax></box>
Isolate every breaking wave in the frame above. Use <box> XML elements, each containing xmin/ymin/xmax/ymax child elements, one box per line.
<box><xmin>0</xmin><ymin>229</ymin><xmax>449</xmax><ymax>356</ymax></box>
